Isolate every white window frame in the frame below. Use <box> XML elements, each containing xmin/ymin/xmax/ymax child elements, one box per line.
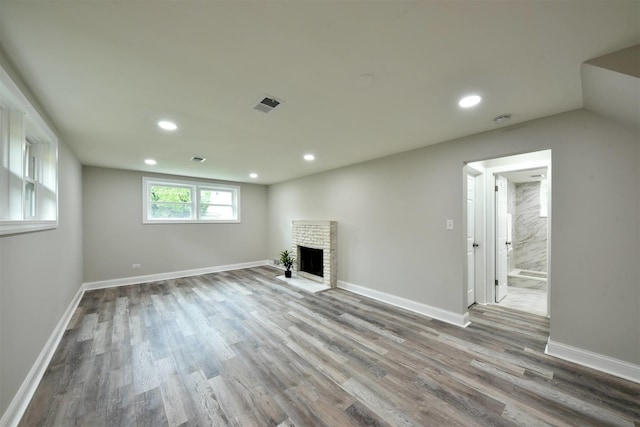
<box><xmin>142</xmin><ymin>176</ymin><xmax>240</xmax><ymax>224</ymax></box>
<box><xmin>0</xmin><ymin>65</ymin><xmax>58</xmax><ymax>236</ymax></box>
<box><xmin>23</xmin><ymin>139</ymin><xmax>37</xmax><ymax>219</ymax></box>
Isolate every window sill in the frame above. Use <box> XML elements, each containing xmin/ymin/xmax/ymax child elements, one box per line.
<box><xmin>142</xmin><ymin>219</ymin><xmax>241</xmax><ymax>225</ymax></box>
<box><xmin>0</xmin><ymin>220</ymin><xmax>58</xmax><ymax>236</ymax></box>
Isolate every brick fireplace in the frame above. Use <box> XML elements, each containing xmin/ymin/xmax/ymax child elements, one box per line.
<box><xmin>292</xmin><ymin>220</ymin><xmax>337</xmax><ymax>288</ymax></box>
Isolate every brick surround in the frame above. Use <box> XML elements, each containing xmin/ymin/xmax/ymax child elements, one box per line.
<box><xmin>292</xmin><ymin>220</ymin><xmax>337</xmax><ymax>288</ymax></box>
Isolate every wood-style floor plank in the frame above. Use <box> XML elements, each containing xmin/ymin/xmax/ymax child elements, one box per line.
<box><xmin>19</xmin><ymin>266</ymin><xmax>640</xmax><ymax>426</ymax></box>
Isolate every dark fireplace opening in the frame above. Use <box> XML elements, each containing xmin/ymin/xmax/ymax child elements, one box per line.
<box><xmin>298</xmin><ymin>246</ymin><xmax>324</xmax><ymax>277</ymax></box>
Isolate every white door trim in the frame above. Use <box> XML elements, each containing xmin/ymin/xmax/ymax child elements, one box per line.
<box><xmin>466</xmin><ymin>173</ymin><xmax>476</xmax><ymax>307</ymax></box>
<box><xmin>466</xmin><ymin>150</ymin><xmax>551</xmax><ymax>315</ymax></box>
<box><xmin>464</xmin><ymin>167</ymin><xmax>485</xmax><ymax>307</ymax></box>
<box><xmin>495</xmin><ymin>174</ymin><xmax>509</xmax><ymax>302</ymax></box>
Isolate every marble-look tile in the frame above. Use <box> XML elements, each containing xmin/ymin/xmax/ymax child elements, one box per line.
<box><xmin>508</xmin><ymin>275</ymin><xmax>548</xmax><ymax>291</ymax></box>
<box><xmin>514</xmin><ymin>182</ymin><xmax>547</xmax><ymax>272</ymax></box>
<box><xmin>498</xmin><ymin>286</ymin><xmax>547</xmax><ymax>316</ymax></box>
<box><xmin>515</xmin><ymin>240</ymin><xmax>547</xmax><ymax>271</ymax></box>
<box><xmin>515</xmin><ymin>212</ymin><xmax>546</xmax><ymax>242</ymax></box>
<box><xmin>515</xmin><ymin>182</ymin><xmax>542</xmax><ymax>213</ymax></box>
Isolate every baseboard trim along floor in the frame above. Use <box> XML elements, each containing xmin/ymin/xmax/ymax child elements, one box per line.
<box><xmin>82</xmin><ymin>260</ymin><xmax>273</xmax><ymax>291</ymax></box>
<box><xmin>337</xmin><ymin>279</ymin><xmax>471</xmax><ymax>328</ymax></box>
<box><xmin>546</xmin><ymin>339</ymin><xmax>640</xmax><ymax>384</ymax></box>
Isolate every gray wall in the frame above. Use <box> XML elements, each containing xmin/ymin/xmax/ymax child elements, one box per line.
<box><xmin>0</xmin><ymin>50</ymin><xmax>84</xmax><ymax>417</ymax></box>
<box><xmin>0</xmin><ymin>141</ymin><xmax>83</xmax><ymax>416</ymax></box>
<box><xmin>83</xmin><ymin>167</ymin><xmax>269</xmax><ymax>283</ymax></box>
<box><xmin>268</xmin><ymin>109</ymin><xmax>640</xmax><ymax>365</ymax></box>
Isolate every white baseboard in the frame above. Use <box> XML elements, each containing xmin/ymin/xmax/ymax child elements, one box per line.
<box><xmin>337</xmin><ymin>280</ymin><xmax>470</xmax><ymax>328</ymax></box>
<box><xmin>0</xmin><ymin>260</ymin><xmax>273</xmax><ymax>427</ymax></box>
<box><xmin>0</xmin><ymin>286</ymin><xmax>85</xmax><ymax>427</ymax></box>
<box><xmin>545</xmin><ymin>339</ymin><xmax>640</xmax><ymax>384</ymax></box>
<box><xmin>83</xmin><ymin>260</ymin><xmax>272</xmax><ymax>290</ymax></box>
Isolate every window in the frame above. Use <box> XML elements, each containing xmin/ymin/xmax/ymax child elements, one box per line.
<box><xmin>143</xmin><ymin>177</ymin><xmax>240</xmax><ymax>223</ymax></box>
<box><xmin>149</xmin><ymin>183</ymin><xmax>194</xmax><ymax>219</ymax></box>
<box><xmin>200</xmin><ymin>187</ymin><xmax>236</xmax><ymax>220</ymax></box>
<box><xmin>0</xmin><ymin>65</ymin><xmax>58</xmax><ymax>236</ymax></box>
<box><xmin>24</xmin><ymin>140</ymin><xmax>37</xmax><ymax>218</ymax></box>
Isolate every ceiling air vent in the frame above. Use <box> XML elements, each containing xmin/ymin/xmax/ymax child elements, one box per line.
<box><xmin>494</xmin><ymin>114</ymin><xmax>512</xmax><ymax>125</ymax></box>
<box><xmin>253</xmin><ymin>96</ymin><xmax>281</xmax><ymax>113</ymax></box>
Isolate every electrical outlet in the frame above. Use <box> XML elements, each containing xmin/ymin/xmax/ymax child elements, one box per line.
<box><xmin>446</xmin><ymin>219</ymin><xmax>454</xmax><ymax>230</ymax></box>
<box><xmin>132</xmin><ymin>263</ymin><xmax>141</xmax><ymax>269</ymax></box>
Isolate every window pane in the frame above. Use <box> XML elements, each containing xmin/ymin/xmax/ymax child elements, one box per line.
<box><xmin>201</xmin><ymin>189</ymin><xmax>232</xmax><ymax>205</ymax></box>
<box><xmin>24</xmin><ymin>143</ymin><xmax>36</xmax><ymax>179</ymax></box>
<box><xmin>151</xmin><ymin>202</ymin><xmax>192</xmax><ymax>219</ymax></box>
<box><xmin>151</xmin><ymin>185</ymin><xmax>191</xmax><ymax>203</ymax></box>
<box><xmin>201</xmin><ymin>205</ymin><xmax>234</xmax><ymax>220</ymax></box>
<box><xmin>24</xmin><ymin>182</ymin><xmax>35</xmax><ymax>218</ymax></box>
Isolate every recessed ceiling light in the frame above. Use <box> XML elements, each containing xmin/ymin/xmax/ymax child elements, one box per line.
<box><xmin>303</xmin><ymin>154</ymin><xmax>315</xmax><ymax>161</ymax></box>
<box><xmin>158</xmin><ymin>120</ymin><xmax>177</xmax><ymax>131</ymax></box>
<box><xmin>249</xmin><ymin>173</ymin><xmax>258</xmax><ymax>179</ymax></box>
<box><xmin>458</xmin><ymin>95</ymin><xmax>482</xmax><ymax>108</ymax></box>
<box><xmin>144</xmin><ymin>159</ymin><xmax>157</xmax><ymax>165</ymax></box>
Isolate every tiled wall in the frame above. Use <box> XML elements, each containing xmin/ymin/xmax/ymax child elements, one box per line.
<box><xmin>514</xmin><ymin>181</ymin><xmax>547</xmax><ymax>272</ymax></box>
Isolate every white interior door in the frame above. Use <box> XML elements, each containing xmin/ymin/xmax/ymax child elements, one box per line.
<box><xmin>495</xmin><ymin>175</ymin><xmax>508</xmax><ymax>302</ymax></box>
<box><xmin>466</xmin><ymin>174</ymin><xmax>476</xmax><ymax>307</ymax></box>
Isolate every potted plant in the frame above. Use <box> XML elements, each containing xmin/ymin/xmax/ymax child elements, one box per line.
<box><xmin>279</xmin><ymin>249</ymin><xmax>295</xmax><ymax>278</ymax></box>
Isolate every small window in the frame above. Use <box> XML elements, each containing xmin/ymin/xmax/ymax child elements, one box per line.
<box><xmin>143</xmin><ymin>177</ymin><xmax>240</xmax><ymax>223</ymax></box>
<box><xmin>0</xmin><ymin>64</ymin><xmax>58</xmax><ymax>236</ymax></box>
<box><xmin>150</xmin><ymin>183</ymin><xmax>194</xmax><ymax>220</ymax></box>
<box><xmin>199</xmin><ymin>187</ymin><xmax>237</xmax><ymax>220</ymax></box>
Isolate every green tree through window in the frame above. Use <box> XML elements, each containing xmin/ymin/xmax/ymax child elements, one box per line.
<box><xmin>143</xmin><ymin>177</ymin><xmax>240</xmax><ymax>223</ymax></box>
<box><xmin>150</xmin><ymin>185</ymin><xmax>193</xmax><ymax>218</ymax></box>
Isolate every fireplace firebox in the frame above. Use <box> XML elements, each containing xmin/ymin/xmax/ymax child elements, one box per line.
<box><xmin>298</xmin><ymin>246</ymin><xmax>324</xmax><ymax>278</ymax></box>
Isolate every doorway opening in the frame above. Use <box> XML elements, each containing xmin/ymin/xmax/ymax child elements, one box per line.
<box><xmin>464</xmin><ymin>150</ymin><xmax>551</xmax><ymax>318</ymax></box>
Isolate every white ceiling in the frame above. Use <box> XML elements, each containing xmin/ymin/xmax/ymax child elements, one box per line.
<box><xmin>0</xmin><ymin>1</ymin><xmax>638</xmax><ymax>184</ymax></box>
<box><xmin>582</xmin><ymin>45</ymin><xmax>640</xmax><ymax>128</ymax></box>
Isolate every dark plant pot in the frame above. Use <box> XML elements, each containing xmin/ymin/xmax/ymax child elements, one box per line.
<box><xmin>285</xmin><ymin>270</ymin><xmax>292</xmax><ymax>278</ymax></box>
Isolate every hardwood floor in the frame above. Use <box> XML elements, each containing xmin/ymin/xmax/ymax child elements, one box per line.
<box><xmin>19</xmin><ymin>266</ymin><xmax>639</xmax><ymax>426</ymax></box>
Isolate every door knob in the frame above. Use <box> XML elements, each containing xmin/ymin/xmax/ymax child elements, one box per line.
<box><xmin>473</xmin><ymin>243</ymin><xmax>479</xmax><ymax>248</ymax></box>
